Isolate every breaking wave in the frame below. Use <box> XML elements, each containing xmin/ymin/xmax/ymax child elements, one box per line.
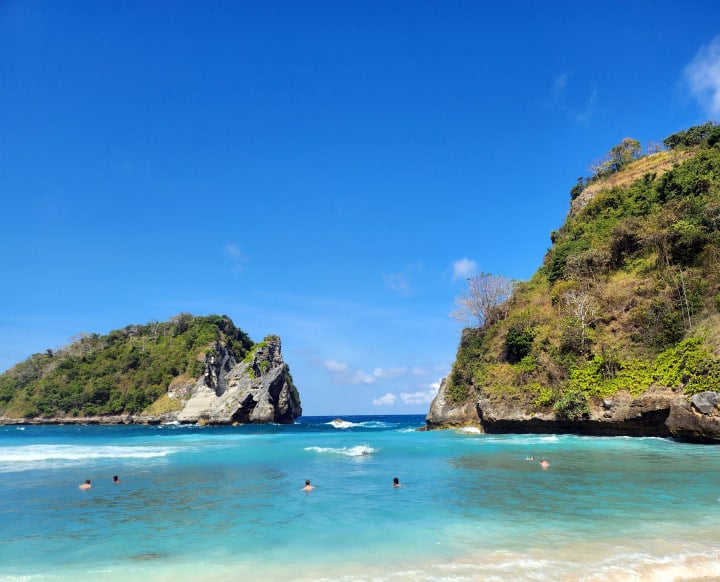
<box><xmin>327</xmin><ymin>419</ymin><xmax>392</xmax><ymax>429</ymax></box>
<box><xmin>0</xmin><ymin>444</ymin><xmax>180</xmax><ymax>465</ymax></box>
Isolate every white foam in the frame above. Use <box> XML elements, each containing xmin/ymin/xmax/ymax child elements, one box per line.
<box><xmin>304</xmin><ymin>444</ymin><xmax>376</xmax><ymax>457</ymax></box>
<box><xmin>327</xmin><ymin>419</ymin><xmax>355</xmax><ymax>429</ymax></box>
<box><xmin>0</xmin><ymin>444</ymin><xmax>178</xmax><ymax>463</ymax></box>
<box><xmin>327</xmin><ymin>419</ymin><xmax>392</xmax><ymax>429</ymax></box>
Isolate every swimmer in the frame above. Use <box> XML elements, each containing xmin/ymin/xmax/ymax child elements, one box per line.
<box><xmin>79</xmin><ymin>479</ymin><xmax>92</xmax><ymax>490</ymax></box>
<box><xmin>393</xmin><ymin>477</ymin><xmax>403</xmax><ymax>488</ymax></box>
<box><xmin>113</xmin><ymin>475</ymin><xmax>121</xmax><ymax>484</ymax></box>
<box><xmin>540</xmin><ymin>458</ymin><xmax>550</xmax><ymax>469</ymax></box>
<box><xmin>302</xmin><ymin>479</ymin><xmax>315</xmax><ymax>492</ymax></box>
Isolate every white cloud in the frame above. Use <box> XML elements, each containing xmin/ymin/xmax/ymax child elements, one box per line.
<box><xmin>399</xmin><ymin>379</ymin><xmax>441</xmax><ymax>405</ymax></box>
<box><xmin>551</xmin><ymin>73</ymin><xmax>568</xmax><ymax>105</ymax></box>
<box><xmin>383</xmin><ymin>272</ymin><xmax>412</xmax><ymax>296</ymax></box>
<box><xmin>372</xmin><ymin>392</ymin><xmax>397</xmax><ymax>406</ymax></box>
<box><xmin>323</xmin><ymin>360</ymin><xmax>348</xmax><ymax>372</ymax></box>
<box><xmin>685</xmin><ymin>36</ymin><xmax>720</xmax><ymax>117</ymax></box>
<box><xmin>452</xmin><ymin>258</ymin><xmax>477</xmax><ymax>281</ymax></box>
<box><xmin>225</xmin><ymin>243</ymin><xmax>245</xmax><ymax>260</ymax></box>
<box><xmin>574</xmin><ymin>88</ymin><xmax>597</xmax><ymax>125</ymax></box>
<box><xmin>319</xmin><ymin>358</ymin><xmax>411</xmax><ymax>385</ymax></box>
<box><xmin>350</xmin><ymin>367</ymin><xmax>407</xmax><ymax>385</ymax></box>
<box><xmin>545</xmin><ymin>73</ymin><xmax>597</xmax><ymax>125</ymax></box>
<box><xmin>224</xmin><ymin>243</ymin><xmax>248</xmax><ymax>271</ymax></box>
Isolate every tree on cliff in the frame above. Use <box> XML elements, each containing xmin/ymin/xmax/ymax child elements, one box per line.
<box><xmin>561</xmin><ymin>288</ymin><xmax>598</xmax><ymax>352</ymax></box>
<box><xmin>590</xmin><ymin>137</ymin><xmax>643</xmax><ymax>178</ymax></box>
<box><xmin>451</xmin><ymin>273</ymin><xmax>514</xmax><ymax>328</ymax></box>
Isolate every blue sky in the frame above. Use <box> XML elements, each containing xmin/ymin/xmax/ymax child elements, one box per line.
<box><xmin>2</xmin><ymin>1</ymin><xmax>720</xmax><ymax>415</ymax></box>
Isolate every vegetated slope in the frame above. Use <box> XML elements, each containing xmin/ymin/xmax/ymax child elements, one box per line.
<box><xmin>0</xmin><ymin>314</ymin><xmax>254</xmax><ymax>419</ymax></box>
<box><xmin>446</xmin><ymin>122</ymin><xmax>720</xmax><ymax>421</ymax></box>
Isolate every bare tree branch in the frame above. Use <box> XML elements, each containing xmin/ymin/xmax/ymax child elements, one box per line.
<box><xmin>451</xmin><ymin>273</ymin><xmax>515</xmax><ymax>328</ymax></box>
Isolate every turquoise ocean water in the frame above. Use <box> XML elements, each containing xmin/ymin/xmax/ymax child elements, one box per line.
<box><xmin>2</xmin><ymin>415</ymin><xmax>720</xmax><ymax>581</ymax></box>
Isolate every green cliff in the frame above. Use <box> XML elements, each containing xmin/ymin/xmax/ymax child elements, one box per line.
<box><xmin>429</xmin><ymin>122</ymin><xmax>720</xmax><ymax>441</ymax></box>
<box><xmin>0</xmin><ymin>313</ymin><xmax>302</xmax><ymax>424</ymax></box>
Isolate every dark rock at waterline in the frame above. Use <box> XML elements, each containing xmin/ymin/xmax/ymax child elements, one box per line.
<box><xmin>426</xmin><ymin>381</ymin><xmax>720</xmax><ymax>443</ymax></box>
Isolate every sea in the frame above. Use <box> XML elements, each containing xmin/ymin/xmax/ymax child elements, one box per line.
<box><xmin>1</xmin><ymin>414</ymin><xmax>720</xmax><ymax>581</ymax></box>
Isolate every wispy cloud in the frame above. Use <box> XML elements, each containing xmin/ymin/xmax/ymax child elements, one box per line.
<box><xmin>550</xmin><ymin>73</ymin><xmax>568</xmax><ymax>107</ymax></box>
<box><xmin>573</xmin><ymin>88</ymin><xmax>597</xmax><ymax>125</ymax></box>
<box><xmin>545</xmin><ymin>73</ymin><xmax>598</xmax><ymax>125</ymax></box>
<box><xmin>383</xmin><ymin>272</ymin><xmax>412</xmax><ymax>296</ymax></box>
<box><xmin>684</xmin><ymin>36</ymin><xmax>720</xmax><ymax>117</ymax></box>
<box><xmin>452</xmin><ymin>257</ymin><xmax>477</xmax><ymax>281</ymax></box>
<box><xmin>224</xmin><ymin>243</ymin><xmax>248</xmax><ymax>271</ymax></box>
<box><xmin>314</xmin><ymin>357</ymin><xmax>410</xmax><ymax>385</ymax></box>
<box><xmin>372</xmin><ymin>393</ymin><xmax>397</xmax><ymax>406</ymax></box>
<box><xmin>371</xmin><ymin>378</ymin><xmax>442</xmax><ymax>408</ymax></box>
<box><xmin>323</xmin><ymin>359</ymin><xmax>348</xmax><ymax>372</ymax></box>
<box><xmin>383</xmin><ymin>262</ymin><xmax>423</xmax><ymax>296</ymax></box>
<box><xmin>399</xmin><ymin>379</ymin><xmax>441</xmax><ymax>405</ymax></box>
<box><xmin>350</xmin><ymin>367</ymin><xmax>408</xmax><ymax>385</ymax></box>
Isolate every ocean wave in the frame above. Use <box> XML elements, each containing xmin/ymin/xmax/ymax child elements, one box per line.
<box><xmin>327</xmin><ymin>419</ymin><xmax>392</xmax><ymax>429</ymax></box>
<box><xmin>327</xmin><ymin>419</ymin><xmax>355</xmax><ymax>429</ymax></box>
<box><xmin>456</xmin><ymin>427</ymin><xmax>482</xmax><ymax>434</ymax></box>
<box><xmin>304</xmin><ymin>445</ymin><xmax>376</xmax><ymax>457</ymax></box>
<box><xmin>0</xmin><ymin>444</ymin><xmax>179</xmax><ymax>463</ymax></box>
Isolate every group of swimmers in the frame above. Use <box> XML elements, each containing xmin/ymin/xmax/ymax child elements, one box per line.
<box><xmin>78</xmin><ymin>475</ymin><xmax>121</xmax><ymax>489</ymax></box>
<box><xmin>302</xmin><ymin>477</ymin><xmax>403</xmax><ymax>491</ymax></box>
<box><xmin>525</xmin><ymin>456</ymin><xmax>550</xmax><ymax>468</ymax></box>
<box><xmin>83</xmin><ymin>464</ymin><xmax>542</xmax><ymax>492</ymax></box>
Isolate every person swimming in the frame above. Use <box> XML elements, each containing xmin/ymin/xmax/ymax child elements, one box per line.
<box><xmin>393</xmin><ymin>477</ymin><xmax>403</xmax><ymax>488</ymax></box>
<box><xmin>79</xmin><ymin>479</ymin><xmax>91</xmax><ymax>490</ymax></box>
<box><xmin>113</xmin><ymin>475</ymin><xmax>121</xmax><ymax>484</ymax></box>
<box><xmin>302</xmin><ymin>479</ymin><xmax>315</xmax><ymax>492</ymax></box>
<box><xmin>540</xmin><ymin>458</ymin><xmax>550</xmax><ymax>469</ymax></box>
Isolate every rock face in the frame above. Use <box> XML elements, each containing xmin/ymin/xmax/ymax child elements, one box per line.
<box><xmin>426</xmin><ymin>378</ymin><xmax>482</xmax><ymax>426</ymax></box>
<box><xmin>168</xmin><ymin>337</ymin><xmax>301</xmax><ymax>425</ymax></box>
<box><xmin>426</xmin><ymin>380</ymin><xmax>720</xmax><ymax>443</ymax></box>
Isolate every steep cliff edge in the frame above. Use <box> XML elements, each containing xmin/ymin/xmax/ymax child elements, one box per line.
<box><xmin>429</xmin><ymin>124</ymin><xmax>720</xmax><ymax>442</ymax></box>
<box><xmin>170</xmin><ymin>336</ymin><xmax>301</xmax><ymax>425</ymax></box>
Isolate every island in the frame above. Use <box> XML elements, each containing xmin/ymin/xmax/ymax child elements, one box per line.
<box><xmin>0</xmin><ymin>314</ymin><xmax>301</xmax><ymax>425</ymax></box>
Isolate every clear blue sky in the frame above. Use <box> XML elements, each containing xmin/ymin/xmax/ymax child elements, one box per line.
<box><xmin>2</xmin><ymin>1</ymin><xmax>719</xmax><ymax>415</ymax></box>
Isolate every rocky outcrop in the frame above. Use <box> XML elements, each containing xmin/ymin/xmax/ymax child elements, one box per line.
<box><xmin>426</xmin><ymin>378</ymin><xmax>482</xmax><ymax>428</ymax></box>
<box><xmin>0</xmin><ymin>337</ymin><xmax>301</xmax><ymax>426</ymax></box>
<box><xmin>426</xmin><ymin>380</ymin><xmax>720</xmax><ymax>443</ymax></box>
<box><xmin>168</xmin><ymin>337</ymin><xmax>301</xmax><ymax>425</ymax></box>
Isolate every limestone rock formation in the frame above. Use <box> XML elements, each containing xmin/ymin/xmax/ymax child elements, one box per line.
<box><xmin>426</xmin><ymin>378</ymin><xmax>481</xmax><ymax>427</ymax></box>
<box><xmin>426</xmin><ymin>380</ymin><xmax>720</xmax><ymax>443</ymax></box>
<box><xmin>168</xmin><ymin>337</ymin><xmax>301</xmax><ymax>425</ymax></box>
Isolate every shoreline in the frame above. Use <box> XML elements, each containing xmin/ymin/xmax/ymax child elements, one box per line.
<box><xmin>6</xmin><ymin>543</ymin><xmax>720</xmax><ymax>582</ymax></box>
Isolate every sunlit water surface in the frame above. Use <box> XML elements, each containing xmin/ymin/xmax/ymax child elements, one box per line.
<box><xmin>1</xmin><ymin>415</ymin><xmax>720</xmax><ymax>581</ymax></box>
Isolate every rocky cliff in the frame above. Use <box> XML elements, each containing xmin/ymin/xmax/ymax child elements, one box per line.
<box><xmin>427</xmin><ymin>381</ymin><xmax>720</xmax><ymax>442</ymax></box>
<box><xmin>0</xmin><ymin>314</ymin><xmax>302</xmax><ymax>425</ymax></box>
<box><xmin>169</xmin><ymin>336</ymin><xmax>301</xmax><ymax>425</ymax></box>
<box><xmin>430</xmin><ymin>124</ymin><xmax>720</xmax><ymax>443</ymax></box>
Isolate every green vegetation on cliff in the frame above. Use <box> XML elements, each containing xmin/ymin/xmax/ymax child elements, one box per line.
<box><xmin>448</xmin><ymin>122</ymin><xmax>720</xmax><ymax>413</ymax></box>
<box><xmin>0</xmin><ymin>314</ymin><xmax>253</xmax><ymax>418</ymax></box>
